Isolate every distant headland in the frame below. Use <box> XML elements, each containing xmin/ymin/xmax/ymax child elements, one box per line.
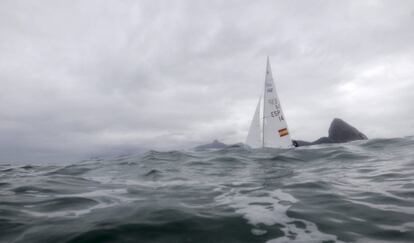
<box><xmin>195</xmin><ymin>118</ymin><xmax>368</xmax><ymax>149</ymax></box>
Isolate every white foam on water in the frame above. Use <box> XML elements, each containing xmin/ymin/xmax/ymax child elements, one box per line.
<box><xmin>216</xmin><ymin>188</ymin><xmax>293</xmax><ymax>225</ymax></box>
<box><xmin>21</xmin><ymin>202</ymin><xmax>110</xmax><ymax>218</ymax></box>
<box><xmin>213</xmin><ymin>187</ymin><xmax>224</xmax><ymax>192</ymax></box>
<box><xmin>215</xmin><ymin>187</ymin><xmax>343</xmax><ymax>242</ymax></box>
<box><xmin>20</xmin><ymin>188</ymin><xmax>139</xmax><ymax>218</ymax></box>
<box><xmin>355</xmin><ymin>239</ymin><xmax>395</xmax><ymax>243</ymax></box>
<box><xmin>99</xmin><ymin>177</ymin><xmax>205</xmax><ymax>189</ymax></box>
<box><xmin>345</xmin><ymin>199</ymin><xmax>414</xmax><ymax>214</ymax></box>
<box><xmin>376</xmin><ymin>222</ymin><xmax>414</xmax><ymax>233</ymax></box>
<box><xmin>231</xmin><ymin>181</ymin><xmax>247</xmax><ymax>186</ymax></box>
<box><xmin>123</xmin><ymin>179</ymin><xmax>200</xmax><ymax>188</ymax></box>
<box><xmin>0</xmin><ymin>190</ymin><xmax>15</xmax><ymax>196</ymax></box>
<box><xmin>251</xmin><ymin>228</ymin><xmax>267</xmax><ymax>236</ymax></box>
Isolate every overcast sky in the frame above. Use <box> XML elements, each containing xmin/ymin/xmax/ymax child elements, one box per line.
<box><xmin>1</xmin><ymin>0</ymin><xmax>413</xmax><ymax>163</ymax></box>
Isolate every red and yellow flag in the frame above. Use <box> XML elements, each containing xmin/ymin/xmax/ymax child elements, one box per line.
<box><xmin>278</xmin><ymin>128</ymin><xmax>289</xmax><ymax>137</ymax></box>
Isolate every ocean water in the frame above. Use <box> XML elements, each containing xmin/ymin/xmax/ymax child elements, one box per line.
<box><xmin>1</xmin><ymin>137</ymin><xmax>414</xmax><ymax>243</ymax></box>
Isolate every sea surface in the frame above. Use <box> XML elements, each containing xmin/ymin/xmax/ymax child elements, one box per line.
<box><xmin>1</xmin><ymin>137</ymin><xmax>414</xmax><ymax>243</ymax></box>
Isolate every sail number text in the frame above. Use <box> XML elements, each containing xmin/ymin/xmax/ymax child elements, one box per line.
<box><xmin>270</xmin><ymin>111</ymin><xmax>284</xmax><ymax>121</ymax></box>
<box><xmin>268</xmin><ymin>100</ymin><xmax>284</xmax><ymax>121</ymax></box>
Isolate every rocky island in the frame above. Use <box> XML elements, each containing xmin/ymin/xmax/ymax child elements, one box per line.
<box><xmin>196</xmin><ymin>118</ymin><xmax>368</xmax><ymax>149</ymax></box>
<box><xmin>293</xmin><ymin>118</ymin><xmax>368</xmax><ymax>146</ymax></box>
<box><xmin>194</xmin><ymin>139</ymin><xmax>227</xmax><ymax>150</ymax></box>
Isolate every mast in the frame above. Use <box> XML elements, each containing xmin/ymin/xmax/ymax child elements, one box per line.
<box><xmin>262</xmin><ymin>56</ymin><xmax>270</xmax><ymax>148</ymax></box>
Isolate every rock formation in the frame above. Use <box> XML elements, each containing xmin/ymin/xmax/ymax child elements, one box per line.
<box><xmin>293</xmin><ymin>118</ymin><xmax>368</xmax><ymax>146</ymax></box>
<box><xmin>328</xmin><ymin>118</ymin><xmax>368</xmax><ymax>143</ymax></box>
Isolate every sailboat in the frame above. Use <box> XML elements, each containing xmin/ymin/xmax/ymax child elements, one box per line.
<box><xmin>246</xmin><ymin>57</ymin><xmax>293</xmax><ymax>149</ymax></box>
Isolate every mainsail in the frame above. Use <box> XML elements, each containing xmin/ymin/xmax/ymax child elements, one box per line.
<box><xmin>246</xmin><ymin>57</ymin><xmax>293</xmax><ymax>149</ymax></box>
<box><xmin>245</xmin><ymin>97</ymin><xmax>262</xmax><ymax>148</ymax></box>
<box><xmin>262</xmin><ymin>58</ymin><xmax>292</xmax><ymax>148</ymax></box>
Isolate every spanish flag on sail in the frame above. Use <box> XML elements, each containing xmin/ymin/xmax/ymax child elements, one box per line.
<box><xmin>278</xmin><ymin>128</ymin><xmax>289</xmax><ymax>137</ymax></box>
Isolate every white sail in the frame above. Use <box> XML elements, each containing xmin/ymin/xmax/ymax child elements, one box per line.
<box><xmin>246</xmin><ymin>97</ymin><xmax>262</xmax><ymax>148</ymax></box>
<box><xmin>262</xmin><ymin>57</ymin><xmax>293</xmax><ymax>148</ymax></box>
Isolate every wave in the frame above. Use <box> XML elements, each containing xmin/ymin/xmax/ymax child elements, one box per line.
<box><xmin>1</xmin><ymin>137</ymin><xmax>414</xmax><ymax>242</ymax></box>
